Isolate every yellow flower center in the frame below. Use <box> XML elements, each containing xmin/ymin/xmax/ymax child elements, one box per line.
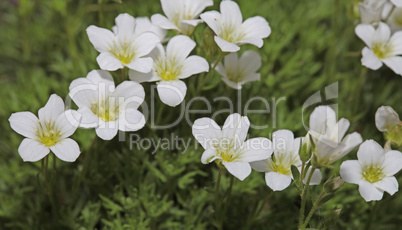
<box><xmin>268</xmin><ymin>150</ymin><xmax>299</xmax><ymax>175</ymax></box>
<box><xmin>219</xmin><ymin>23</ymin><xmax>246</xmax><ymax>43</ymax></box>
<box><xmin>372</xmin><ymin>43</ymin><xmax>392</xmax><ymax>59</ymax></box>
<box><xmin>110</xmin><ymin>40</ymin><xmax>135</xmax><ymax>64</ymax></box>
<box><xmin>155</xmin><ymin>58</ymin><xmax>182</xmax><ymax>81</ymax></box>
<box><xmin>36</xmin><ymin>121</ymin><xmax>62</xmax><ymax>147</ymax></box>
<box><xmin>91</xmin><ymin>99</ymin><xmax>119</xmax><ymax>122</ymax></box>
<box><xmin>363</xmin><ymin>165</ymin><xmax>385</xmax><ymax>183</ymax></box>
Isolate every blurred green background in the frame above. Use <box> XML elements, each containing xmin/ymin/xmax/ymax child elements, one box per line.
<box><xmin>0</xmin><ymin>0</ymin><xmax>401</xmax><ymax>229</ymax></box>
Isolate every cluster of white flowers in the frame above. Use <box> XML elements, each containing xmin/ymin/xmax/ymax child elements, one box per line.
<box><xmin>8</xmin><ymin>0</ymin><xmax>270</xmax><ymax>162</ymax></box>
<box><xmin>192</xmin><ymin>105</ymin><xmax>402</xmax><ymax>202</ymax></box>
<box><xmin>356</xmin><ymin>0</ymin><xmax>402</xmax><ymax>75</ymax></box>
<box><xmin>7</xmin><ymin>0</ymin><xmax>401</xmax><ymax>206</ymax></box>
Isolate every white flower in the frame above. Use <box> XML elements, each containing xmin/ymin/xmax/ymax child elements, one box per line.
<box><xmin>216</xmin><ymin>50</ymin><xmax>261</xmax><ymax>90</ymax></box>
<box><xmin>309</xmin><ymin>106</ymin><xmax>363</xmax><ymax>166</ymax></box>
<box><xmin>192</xmin><ymin>113</ymin><xmax>272</xmax><ymax>181</ymax></box>
<box><xmin>375</xmin><ymin>106</ymin><xmax>400</xmax><ymax>132</ymax></box>
<box><xmin>200</xmin><ymin>0</ymin><xmax>271</xmax><ymax>52</ymax></box>
<box><xmin>151</xmin><ymin>0</ymin><xmax>213</xmax><ymax>35</ymax></box>
<box><xmin>129</xmin><ymin>35</ymin><xmax>209</xmax><ymax>107</ymax></box>
<box><xmin>113</xmin><ymin>16</ymin><xmax>167</xmax><ymax>42</ymax></box>
<box><xmin>386</xmin><ymin>7</ymin><xmax>402</xmax><ymax>33</ymax></box>
<box><xmin>340</xmin><ymin>140</ymin><xmax>402</xmax><ymax>202</ymax></box>
<box><xmin>355</xmin><ymin>22</ymin><xmax>402</xmax><ymax>75</ymax></box>
<box><xmin>9</xmin><ymin>94</ymin><xmax>81</xmax><ymax>162</ymax></box>
<box><xmin>391</xmin><ymin>0</ymin><xmax>402</xmax><ymax>7</ymax></box>
<box><xmin>250</xmin><ymin>130</ymin><xmax>322</xmax><ymax>191</ymax></box>
<box><xmin>69</xmin><ymin>70</ymin><xmax>146</xmax><ymax>140</ymax></box>
<box><xmin>86</xmin><ymin>13</ymin><xmax>160</xmax><ymax>72</ymax></box>
<box><xmin>358</xmin><ymin>0</ymin><xmax>387</xmax><ymax>24</ymax></box>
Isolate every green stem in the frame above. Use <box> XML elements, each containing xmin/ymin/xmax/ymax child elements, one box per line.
<box><xmin>226</xmin><ymin>175</ymin><xmax>234</xmax><ymax>200</ymax></box>
<box><xmin>119</xmin><ymin>68</ymin><xmax>127</xmax><ymax>84</ymax></box>
<box><xmin>299</xmin><ymin>166</ymin><xmax>316</xmax><ymax>229</ymax></box>
<box><xmin>365</xmin><ymin>201</ymin><xmax>377</xmax><ymax>230</ymax></box>
<box><xmin>299</xmin><ymin>162</ymin><xmax>306</xmax><ymax>190</ymax></box>
<box><xmin>44</xmin><ymin>155</ymin><xmax>49</xmax><ymax>180</ymax></box>
<box><xmin>52</xmin><ymin>154</ymin><xmax>56</xmax><ymax>172</ymax></box>
<box><xmin>301</xmin><ymin>190</ymin><xmax>326</xmax><ymax>229</ymax></box>
<box><xmin>215</xmin><ymin>169</ymin><xmax>223</xmax><ymax>204</ymax></box>
<box><xmin>98</xmin><ymin>0</ymin><xmax>104</xmax><ymax>26</ymax></box>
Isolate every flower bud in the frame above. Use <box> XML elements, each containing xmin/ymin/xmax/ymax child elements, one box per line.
<box><xmin>358</xmin><ymin>0</ymin><xmax>387</xmax><ymax>25</ymax></box>
<box><xmin>323</xmin><ymin>176</ymin><xmax>344</xmax><ymax>193</ymax></box>
<box><xmin>299</xmin><ymin>133</ymin><xmax>313</xmax><ymax>162</ymax></box>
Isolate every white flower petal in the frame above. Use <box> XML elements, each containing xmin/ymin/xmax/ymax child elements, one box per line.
<box><xmin>308</xmin><ymin>167</ymin><xmax>322</xmax><ymax>185</ymax></box>
<box><xmin>166</xmin><ymin>35</ymin><xmax>196</xmax><ymax>63</ymax></box>
<box><xmin>382</xmin><ymin>56</ymin><xmax>402</xmax><ymax>75</ymax></box>
<box><xmin>160</xmin><ymin>0</ymin><xmax>180</xmax><ymax>21</ymax></box>
<box><xmin>382</xmin><ymin>150</ymin><xmax>402</xmax><ymax>176</ymax></box>
<box><xmin>157</xmin><ymin>80</ymin><xmax>187</xmax><ymax>107</ymax></box>
<box><xmin>200</xmin><ymin>11</ymin><xmax>221</xmax><ymax>34</ymax></box>
<box><xmin>135</xmin><ymin>17</ymin><xmax>167</xmax><ymax>41</ymax></box>
<box><xmin>239</xmin><ymin>50</ymin><xmax>262</xmax><ymax>73</ymax></box>
<box><xmin>18</xmin><ymin>138</ymin><xmax>49</xmax><ymax>162</ymax></box>
<box><xmin>132</xmin><ymin>32</ymin><xmax>160</xmax><ymax>57</ymax></box>
<box><xmin>192</xmin><ymin>117</ymin><xmax>222</xmax><ymax>150</ymax></box>
<box><xmin>115</xmin><ymin>13</ymin><xmax>136</xmax><ymax>42</ymax></box>
<box><xmin>241</xmin><ymin>16</ymin><xmax>271</xmax><ymax>39</ymax></box>
<box><xmin>332</xmin><ymin>132</ymin><xmax>363</xmax><ymax>162</ymax></box>
<box><xmin>391</xmin><ymin>0</ymin><xmax>402</xmax><ymax>7</ymax></box>
<box><xmin>222</xmin><ymin>113</ymin><xmax>250</xmax><ymax>146</ymax></box>
<box><xmin>86</xmin><ymin>69</ymin><xmax>115</xmax><ymax>87</ymax></box>
<box><xmin>272</xmin><ymin>129</ymin><xmax>294</xmax><ymax>155</ymax></box>
<box><xmin>222</xmin><ymin>161</ymin><xmax>251</xmax><ymax>181</ymax></box>
<box><xmin>223</xmin><ymin>52</ymin><xmax>238</xmax><ymax>72</ymax></box>
<box><xmin>201</xmin><ymin>148</ymin><xmax>218</xmax><ymax>164</ymax></box>
<box><xmin>177</xmin><ymin>55</ymin><xmax>209</xmax><ymax>79</ymax></box>
<box><xmin>38</xmin><ymin>94</ymin><xmax>65</xmax><ymax>124</ymax></box>
<box><xmin>236</xmin><ymin>37</ymin><xmax>264</xmax><ymax>48</ymax></box>
<box><xmin>55</xmin><ymin>110</ymin><xmax>81</xmax><ymax>139</ymax></box>
<box><xmin>265</xmin><ymin>172</ymin><xmax>292</xmax><ymax>191</ymax></box>
<box><xmin>357</xmin><ymin>140</ymin><xmax>385</xmax><ymax>166</ymax></box>
<box><xmin>113</xmin><ymin>81</ymin><xmax>145</xmax><ymax>110</ymax></box>
<box><xmin>50</xmin><ymin>138</ymin><xmax>81</xmax><ymax>162</ymax></box>
<box><xmin>96</xmin><ymin>121</ymin><xmax>119</xmax><ymax>140</ymax></box>
<box><xmin>220</xmin><ymin>0</ymin><xmax>242</xmax><ymax>26</ymax></box>
<box><xmin>214</xmin><ymin>36</ymin><xmax>240</xmax><ymax>52</ymax></box>
<box><xmin>355</xmin><ymin>24</ymin><xmax>375</xmax><ymax>48</ymax></box>
<box><xmin>359</xmin><ymin>180</ymin><xmax>384</xmax><ymax>202</ymax></box>
<box><xmin>375</xmin><ymin>106</ymin><xmax>400</xmax><ymax>132</ymax></box>
<box><xmin>361</xmin><ymin>47</ymin><xmax>383</xmax><ymax>70</ymax></box>
<box><xmin>9</xmin><ymin>112</ymin><xmax>39</xmax><ymax>139</ymax></box>
<box><xmin>222</xmin><ymin>77</ymin><xmax>242</xmax><ymax>90</ymax></box>
<box><xmin>86</xmin><ymin>25</ymin><xmax>115</xmax><ymax>52</ymax></box>
<box><xmin>389</xmin><ymin>31</ymin><xmax>402</xmax><ymax>56</ymax></box>
<box><xmin>250</xmin><ymin>159</ymin><xmax>270</xmax><ymax>172</ymax></box>
<box><xmin>129</xmin><ymin>69</ymin><xmax>161</xmax><ymax>83</ymax></box>
<box><xmin>373</xmin><ymin>22</ymin><xmax>391</xmax><ymax>44</ymax></box>
<box><xmin>340</xmin><ymin>160</ymin><xmax>362</xmax><ymax>184</ymax></box>
<box><xmin>118</xmin><ymin>109</ymin><xmax>145</xmax><ymax>132</ymax></box>
<box><xmin>68</xmin><ymin>78</ymin><xmax>98</xmax><ymax>108</ymax></box>
<box><xmin>77</xmin><ymin>107</ymin><xmax>99</xmax><ymax>128</ymax></box>
<box><xmin>240</xmin><ymin>138</ymin><xmax>272</xmax><ymax>162</ymax></box>
<box><xmin>374</xmin><ymin>176</ymin><xmax>398</xmax><ymax>196</ymax></box>
<box><xmin>309</xmin><ymin>106</ymin><xmax>336</xmax><ymax>138</ymax></box>
<box><xmin>151</xmin><ymin>14</ymin><xmax>179</xmax><ymax>30</ymax></box>
<box><xmin>97</xmin><ymin>53</ymin><xmax>124</xmax><ymax>71</ymax></box>
<box><xmin>126</xmin><ymin>57</ymin><xmax>154</xmax><ymax>73</ymax></box>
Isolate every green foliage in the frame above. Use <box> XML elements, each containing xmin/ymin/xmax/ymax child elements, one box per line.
<box><xmin>0</xmin><ymin>0</ymin><xmax>401</xmax><ymax>229</ymax></box>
